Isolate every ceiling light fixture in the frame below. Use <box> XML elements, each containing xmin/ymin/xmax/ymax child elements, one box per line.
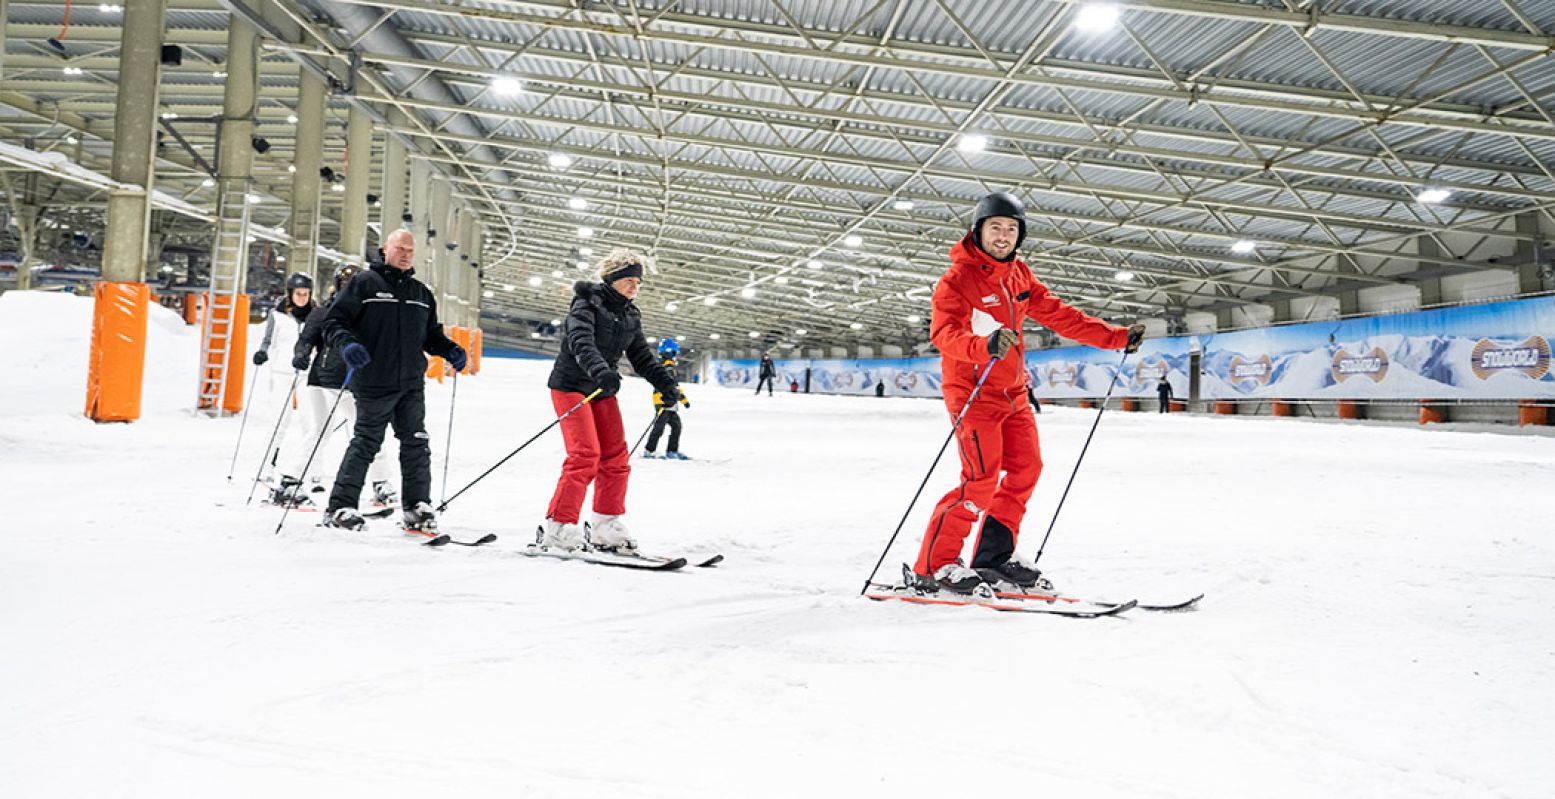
<box><xmin>528</xmin><ymin>276</ymin><xmax>543</xmax><ymax>287</ymax></box>
<box><xmin>906</xmin><ymin>314</ymin><xmax>921</xmax><ymax>323</ymax></box>
<box><xmin>576</xmin><ymin>226</ymin><xmax>593</xmax><ymax>238</ymax></box>
<box><xmin>710</xmin><ymin>333</ymin><xmax>721</xmax><ymax>340</ymax></box>
<box><xmin>893</xmin><ymin>199</ymin><xmax>915</xmax><ymax>211</ymax></box>
<box><xmin>567</xmin><ymin>197</ymin><xmax>588</xmax><ymax>210</ymax></box>
<box><xmin>1115</xmin><ymin>270</ymin><xmax>1136</xmax><ymax>281</ymax></box>
<box><xmin>957</xmin><ymin>133</ymin><xmax>987</xmax><ymax>153</ymax></box>
<box><xmin>491</xmin><ymin>76</ymin><xmax>524</xmax><ymax>96</ymax></box>
<box><xmin>703</xmin><ymin>296</ymin><xmax>718</xmax><ymax>306</ymax></box>
<box><xmin>502</xmin><ymin>284</ymin><xmax>514</xmax><ymax>292</ymax></box>
<box><xmin>774</xmin><ymin>275</ymin><xmax>789</xmax><ymax>285</ymax></box>
<box><xmin>741</xmin><ymin>286</ymin><xmax>757</xmax><ymax>299</ymax></box>
<box><xmin>482</xmin><ymin>290</ymin><xmax>494</xmax><ymax>299</ymax></box>
<box><xmin>1231</xmin><ymin>240</ymin><xmax>1257</xmax><ymax>254</ymax></box>
<box><xmin>748</xmin><ymin>331</ymin><xmax>760</xmax><ymax>338</ymax></box>
<box><xmin>551</xmin><ymin>270</ymin><xmax>564</xmax><ymax>278</ymax></box>
<box><xmin>843</xmin><ymin>234</ymin><xmax>863</xmax><ymax>247</ymax></box>
<box><xmin>1074</xmin><ymin>3</ymin><xmax>1121</xmax><ymax>33</ymax></box>
<box><xmin>287</xmin><ymin>113</ymin><xmax>299</xmax><ymax>124</ymax></box>
<box><xmin>795</xmin><ymin>329</ymin><xmax>807</xmax><ymax>336</ymax></box>
<box><xmin>806</xmin><ymin>259</ymin><xmax>823</xmax><ymax>270</ymax></box>
<box><xmin>665</xmin><ymin>302</ymin><xmax>678</xmax><ymax>312</ymax></box>
<box><xmin>549</xmin><ymin>153</ymin><xmax>574</xmax><ymax>169</ymax></box>
<box><xmin>850</xmin><ymin>322</ymin><xmax>865</xmax><ymax>330</ymax></box>
<box><xmin>1416</xmin><ymin>188</ymin><xmax>1451</xmax><ymax>204</ymax></box>
<box><xmin>578</xmin><ymin>247</ymin><xmax>593</xmax><ymax>256</ymax></box>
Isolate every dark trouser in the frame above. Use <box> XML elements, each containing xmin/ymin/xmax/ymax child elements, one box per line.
<box><xmin>646</xmin><ymin>410</ymin><xmax>682</xmax><ymax>453</ymax></box>
<box><xmin>755</xmin><ymin>376</ymin><xmax>774</xmax><ymax>395</ymax></box>
<box><xmin>1158</xmin><ymin>393</ymin><xmax>1171</xmax><ymax>412</ymax></box>
<box><xmin>328</xmin><ymin>387</ymin><xmax>431</xmax><ymax>512</ymax></box>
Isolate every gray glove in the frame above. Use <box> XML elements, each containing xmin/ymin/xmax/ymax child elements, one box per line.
<box><xmin>986</xmin><ymin>328</ymin><xmax>1019</xmax><ymax>359</ymax></box>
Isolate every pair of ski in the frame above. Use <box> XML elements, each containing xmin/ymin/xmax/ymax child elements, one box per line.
<box><xmin>865</xmin><ymin>565</ymin><xmax>1202</xmax><ymax>617</ymax></box>
<box><xmin>296</xmin><ymin>505</ymin><xmax>497</xmax><ymax>548</ymax></box>
<box><xmin>523</xmin><ymin>541</ymin><xmax>723</xmax><ymax>571</ymax></box>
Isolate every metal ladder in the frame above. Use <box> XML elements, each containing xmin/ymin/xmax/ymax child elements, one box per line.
<box><xmin>198</xmin><ymin>179</ymin><xmax>252</xmax><ymax>413</ymax></box>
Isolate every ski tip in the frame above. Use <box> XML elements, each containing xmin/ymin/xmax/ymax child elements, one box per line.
<box><xmin>423</xmin><ymin>534</ymin><xmax>451</xmax><ymax>547</ymax></box>
<box><xmin>475</xmin><ymin>533</ymin><xmax>499</xmax><ymax>545</ymax></box>
<box><xmin>695</xmin><ymin>554</ymin><xmax>724</xmax><ymax>568</ymax></box>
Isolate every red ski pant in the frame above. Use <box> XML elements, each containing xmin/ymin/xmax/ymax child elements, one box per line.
<box><xmin>545</xmin><ymin>391</ymin><xmax>630</xmax><ymax>524</ymax></box>
<box><xmin>914</xmin><ymin>394</ymin><xmax>1043</xmax><ymax>575</ymax></box>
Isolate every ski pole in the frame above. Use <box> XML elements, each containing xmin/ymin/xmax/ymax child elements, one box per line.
<box><xmin>859</xmin><ymin>359</ymin><xmax>999</xmax><ymax>595</ymax></box>
<box><xmin>439</xmin><ymin>371</ymin><xmax>458</xmax><ymax>506</ymax></box>
<box><xmin>274</xmin><ymin>367</ymin><xmax>355</xmax><ymax>535</ymax></box>
<box><xmin>436</xmin><ymin>388</ymin><xmax>602</xmax><ymax>513</ymax></box>
<box><xmin>629</xmin><ymin>407</ymin><xmax>664</xmax><ymax>457</ymax></box>
<box><xmin>1031</xmin><ymin>349</ymin><xmax>1131</xmax><ymax>565</ymax></box>
<box><xmin>225</xmin><ymin>367</ymin><xmax>263</xmax><ymax>481</ymax></box>
<box><xmin>245</xmin><ymin>370</ymin><xmax>302</xmax><ymax>505</ymax></box>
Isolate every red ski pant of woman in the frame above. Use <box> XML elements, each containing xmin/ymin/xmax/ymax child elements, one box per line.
<box><xmin>545</xmin><ymin>391</ymin><xmax>630</xmax><ymax>524</ymax></box>
<box><xmin>914</xmin><ymin>394</ymin><xmax>1043</xmax><ymax>575</ymax></box>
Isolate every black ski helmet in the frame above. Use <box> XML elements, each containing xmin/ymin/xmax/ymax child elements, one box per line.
<box><xmin>332</xmin><ymin>262</ymin><xmax>363</xmax><ymax>291</ymax></box>
<box><xmin>971</xmin><ymin>192</ymin><xmax>1027</xmax><ymax>255</ymax></box>
<box><xmin>286</xmin><ymin>272</ymin><xmax>314</xmax><ymax>292</ymax></box>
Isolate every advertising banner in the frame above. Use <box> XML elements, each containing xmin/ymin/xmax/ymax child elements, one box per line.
<box><xmin>709</xmin><ymin>296</ymin><xmax>1555</xmax><ymax>401</ymax></box>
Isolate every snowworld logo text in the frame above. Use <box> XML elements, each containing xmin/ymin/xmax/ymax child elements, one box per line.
<box><xmin>1046</xmin><ymin>364</ymin><xmax>1077</xmax><ymax>387</ymax></box>
<box><xmin>1470</xmin><ymin>336</ymin><xmax>1551</xmax><ymax>381</ymax></box>
<box><xmin>1228</xmin><ymin>354</ymin><xmax>1273</xmax><ymax>385</ymax></box>
<box><xmin>1330</xmin><ymin>347</ymin><xmax>1390</xmax><ymax>383</ymax></box>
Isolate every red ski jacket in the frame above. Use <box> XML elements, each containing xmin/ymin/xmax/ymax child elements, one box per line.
<box><xmin>931</xmin><ymin>233</ymin><xmax>1129</xmax><ymax>408</ymax></box>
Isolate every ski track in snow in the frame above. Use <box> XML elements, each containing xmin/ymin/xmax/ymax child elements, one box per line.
<box><xmin>1</xmin><ymin>292</ymin><xmax>1552</xmax><ymax>798</ymax></box>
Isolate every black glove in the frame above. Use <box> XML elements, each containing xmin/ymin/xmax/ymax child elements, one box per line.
<box><xmin>594</xmin><ymin>371</ymin><xmax>621</xmax><ymax>395</ymax></box>
<box><xmin>252</xmin><ymin>350</ymin><xmax>269</xmax><ymax>366</ymax></box>
<box><xmin>986</xmin><ymin>328</ymin><xmax>1019</xmax><ymax>359</ymax></box>
<box><xmin>446</xmin><ymin>345</ymin><xmax>468</xmax><ymax>372</ymax></box>
<box><xmin>291</xmin><ymin>353</ymin><xmax>310</xmax><ymax>371</ymax></box>
<box><xmin>660</xmin><ymin>384</ymin><xmax>683</xmax><ymax>407</ymax></box>
<box><xmin>341</xmin><ymin>342</ymin><xmax>372</xmax><ymax>370</ymax></box>
<box><xmin>1125</xmin><ymin>323</ymin><xmax>1146</xmax><ymax>354</ymax></box>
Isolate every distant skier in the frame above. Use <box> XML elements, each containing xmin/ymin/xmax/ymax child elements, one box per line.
<box><xmin>915</xmin><ymin>192</ymin><xmax>1144</xmax><ymax>595</ymax></box>
<box><xmin>253</xmin><ymin>272</ymin><xmax>314</xmax><ymax>374</ymax></box>
<box><xmin>1157</xmin><ymin>375</ymin><xmax>1173</xmax><ymax>413</ymax></box>
<box><xmin>755</xmin><ymin>353</ymin><xmax>777</xmax><ymax>395</ymax></box>
<box><xmin>253</xmin><ymin>272</ymin><xmax>315</xmax><ymax>480</ymax></box>
<box><xmin>318</xmin><ymin>229</ymin><xmax>464</xmax><ymax>533</ymax></box>
<box><xmin>643</xmin><ymin>338</ymin><xmax>692</xmax><ymax>460</ymax></box>
<box><xmin>268</xmin><ymin>263</ymin><xmax>398</xmax><ymax>508</ymax></box>
<box><xmin>539</xmin><ymin>249</ymin><xmax>681</xmax><ymax>554</ymax></box>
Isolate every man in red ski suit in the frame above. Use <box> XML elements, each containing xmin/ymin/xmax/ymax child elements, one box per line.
<box><xmin>915</xmin><ymin>192</ymin><xmax>1144</xmax><ymax>594</ymax></box>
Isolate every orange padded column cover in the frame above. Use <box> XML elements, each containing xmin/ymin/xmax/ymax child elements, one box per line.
<box><xmin>449</xmin><ymin>326</ymin><xmax>472</xmax><ymax>374</ymax></box>
<box><xmin>222</xmin><ymin>295</ymin><xmax>250</xmax><ymax>414</ymax></box>
<box><xmin>1519</xmin><ymin>400</ymin><xmax>1549</xmax><ymax>426</ymax></box>
<box><xmin>426</xmin><ymin>356</ymin><xmax>445</xmax><ymax>383</ymax></box>
<box><xmin>1271</xmin><ymin>400</ymin><xmax>1294</xmax><ymax>417</ymax></box>
<box><xmin>471</xmin><ymin>328</ymin><xmax>483</xmax><ymax>375</ymax></box>
<box><xmin>85</xmin><ymin>281</ymin><xmax>149</xmax><ymax>422</ymax></box>
<box><xmin>1337</xmin><ymin>400</ymin><xmax>1363</xmax><ymax>420</ymax></box>
<box><xmin>1120</xmin><ymin>397</ymin><xmax>1137</xmax><ymax>412</ymax></box>
<box><xmin>1214</xmin><ymin>401</ymin><xmax>1236</xmax><ymax>415</ymax></box>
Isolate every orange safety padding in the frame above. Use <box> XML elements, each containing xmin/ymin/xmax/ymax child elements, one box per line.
<box><xmin>471</xmin><ymin>328</ymin><xmax>482</xmax><ymax>374</ymax></box>
<box><xmin>198</xmin><ymin>294</ymin><xmax>250</xmax><ymax>413</ymax></box>
<box><xmin>1120</xmin><ymin>397</ymin><xmax>1137</xmax><ymax>412</ymax></box>
<box><xmin>1519</xmin><ymin>400</ymin><xmax>1549</xmax><ymax>427</ymax></box>
<box><xmin>426</xmin><ymin>355</ymin><xmax>445</xmax><ymax>383</ymax></box>
<box><xmin>1337</xmin><ymin>400</ymin><xmax>1363</xmax><ymax>420</ymax></box>
<box><xmin>1214</xmin><ymin>401</ymin><xmax>1236</xmax><ymax>415</ymax></box>
<box><xmin>449</xmin><ymin>326</ymin><xmax>472</xmax><ymax>375</ymax></box>
<box><xmin>84</xmin><ymin>281</ymin><xmax>149</xmax><ymax>422</ymax></box>
<box><xmin>1168</xmin><ymin>399</ymin><xmax>1186</xmax><ymax>413</ymax></box>
<box><xmin>1271</xmin><ymin>400</ymin><xmax>1293</xmax><ymax>417</ymax></box>
<box><xmin>181</xmin><ymin>293</ymin><xmax>200</xmax><ymax>325</ymax></box>
<box><xmin>1079</xmin><ymin>399</ymin><xmax>1095</xmax><ymax>409</ymax></box>
<box><xmin>1418</xmin><ymin>401</ymin><xmax>1447</xmax><ymax>425</ymax></box>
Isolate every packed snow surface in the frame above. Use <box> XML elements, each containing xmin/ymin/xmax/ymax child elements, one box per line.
<box><xmin>2</xmin><ymin>292</ymin><xmax>1553</xmax><ymax>797</ymax></box>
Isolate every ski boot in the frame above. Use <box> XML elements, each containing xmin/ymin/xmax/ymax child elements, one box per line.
<box><xmin>268</xmin><ymin>476</ymin><xmax>311</xmax><ymax>508</ymax></box>
<box><xmin>665</xmin><ymin>451</ymin><xmax>689</xmax><ymax>461</ymax></box>
<box><xmin>322</xmin><ymin>507</ymin><xmax>366</xmax><ymax>531</ymax></box>
<box><xmin>370</xmin><ymin>480</ymin><xmax>399</xmax><ymax>508</ymax></box>
<box><xmin>401</xmin><ymin>502</ymin><xmax>438</xmax><ymax>533</ymax></box>
<box><xmin>975</xmin><ymin>554</ymin><xmax>1054</xmax><ymax>593</ymax></box>
<box><xmin>641</xmin><ymin>450</ymin><xmax>658</xmax><ymax>459</ymax></box>
<box><xmin>929</xmin><ymin>560</ymin><xmax>988</xmax><ymax>595</ymax></box>
<box><xmin>585</xmin><ymin>514</ymin><xmax>638</xmax><ymax>555</ymax></box>
<box><xmin>536</xmin><ymin>518</ymin><xmax>585</xmax><ymax>551</ymax></box>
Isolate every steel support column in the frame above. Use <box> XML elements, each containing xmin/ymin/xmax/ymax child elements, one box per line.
<box><xmin>99</xmin><ymin>0</ymin><xmax>167</xmax><ymax>283</ymax></box>
<box><xmin>291</xmin><ymin>72</ymin><xmax>326</xmax><ymax>289</ymax></box>
<box><xmin>379</xmin><ymin>108</ymin><xmax>408</xmax><ymax>238</ymax></box>
<box><xmin>339</xmin><ymin>103</ymin><xmax>373</xmax><ymax>261</ymax></box>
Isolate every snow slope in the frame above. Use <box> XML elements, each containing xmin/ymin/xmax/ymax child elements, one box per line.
<box><xmin>1</xmin><ymin>293</ymin><xmax>1553</xmax><ymax>798</ymax></box>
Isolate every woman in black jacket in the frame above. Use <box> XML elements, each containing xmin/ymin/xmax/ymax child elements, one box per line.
<box><xmin>540</xmin><ymin>249</ymin><xmax>679</xmax><ymax>554</ymax></box>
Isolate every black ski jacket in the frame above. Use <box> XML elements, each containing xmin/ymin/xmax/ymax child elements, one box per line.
<box><xmin>294</xmin><ymin>297</ymin><xmax>350</xmax><ymax>389</ymax></box>
<box><xmin>548</xmin><ymin>281</ymin><xmax>675</xmax><ymax>399</ymax></box>
<box><xmin>321</xmin><ymin>256</ymin><xmax>458</xmax><ymax>393</ymax></box>
<box><xmin>759</xmin><ymin>356</ymin><xmax>776</xmax><ymax>378</ymax></box>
